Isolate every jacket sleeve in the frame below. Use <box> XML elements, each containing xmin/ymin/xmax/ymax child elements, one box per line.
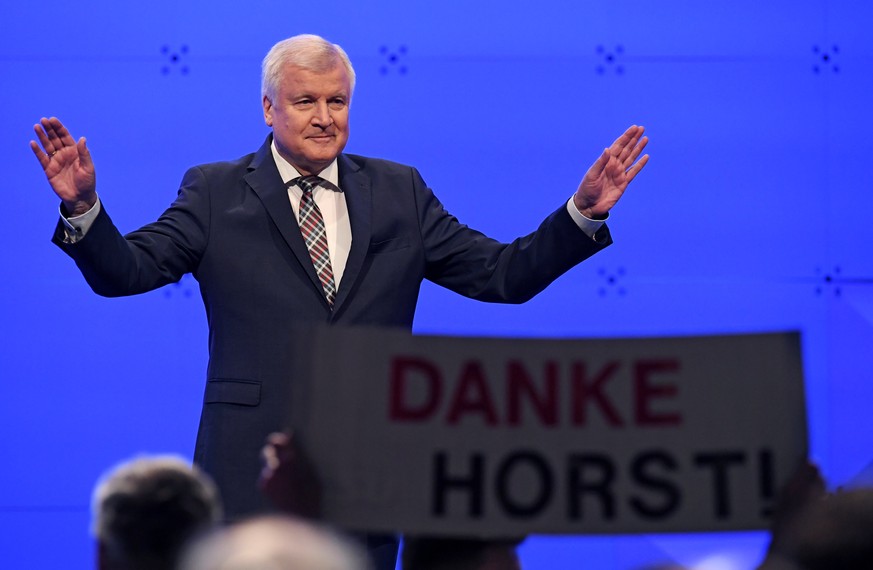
<box><xmin>52</xmin><ymin>166</ymin><xmax>210</xmax><ymax>297</ymax></box>
<box><xmin>414</xmin><ymin>167</ymin><xmax>612</xmax><ymax>304</ymax></box>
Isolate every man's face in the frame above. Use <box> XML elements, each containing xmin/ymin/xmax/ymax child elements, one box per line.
<box><xmin>263</xmin><ymin>63</ymin><xmax>351</xmax><ymax>176</ymax></box>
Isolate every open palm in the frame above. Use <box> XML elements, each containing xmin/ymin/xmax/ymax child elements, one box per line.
<box><xmin>31</xmin><ymin>117</ymin><xmax>97</xmax><ymax>215</ymax></box>
<box><xmin>574</xmin><ymin>125</ymin><xmax>649</xmax><ymax>219</ymax></box>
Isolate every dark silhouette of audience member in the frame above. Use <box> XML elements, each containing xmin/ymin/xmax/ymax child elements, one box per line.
<box><xmin>259</xmin><ymin>432</ymin><xmax>397</xmax><ymax>568</ymax></box>
<box><xmin>92</xmin><ymin>456</ymin><xmax>222</xmax><ymax>570</ymax></box>
<box><xmin>786</xmin><ymin>488</ymin><xmax>873</xmax><ymax>569</ymax></box>
<box><xmin>259</xmin><ymin>432</ymin><xmax>523</xmax><ymax>570</ymax></box>
<box><xmin>179</xmin><ymin>515</ymin><xmax>372</xmax><ymax>570</ymax></box>
<box><xmin>758</xmin><ymin>461</ymin><xmax>873</xmax><ymax>570</ymax></box>
<box><xmin>759</xmin><ymin>460</ymin><xmax>827</xmax><ymax>568</ymax></box>
<box><xmin>401</xmin><ymin>537</ymin><xmax>523</xmax><ymax>570</ymax></box>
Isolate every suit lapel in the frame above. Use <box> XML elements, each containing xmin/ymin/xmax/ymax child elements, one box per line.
<box><xmin>244</xmin><ymin>137</ymin><xmax>327</xmax><ymax>300</ymax></box>
<box><xmin>333</xmin><ymin>154</ymin><xmax>372</xmax><ymax>314</ymax></box>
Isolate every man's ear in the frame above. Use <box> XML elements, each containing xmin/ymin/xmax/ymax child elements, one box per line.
<box><xmin>263</xmin><ymin>96</ymin><xmax>273</xmax><ymax>126</ymax></box>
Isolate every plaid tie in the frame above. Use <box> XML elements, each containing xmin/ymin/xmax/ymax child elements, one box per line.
<box><xmin>294</xmin><ymin>175</ymin><xmax>337</xmax><ymax>307</ymax></box>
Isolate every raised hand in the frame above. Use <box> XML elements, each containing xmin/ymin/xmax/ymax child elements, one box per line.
<box><xmin>766</xmin><ymin>460</ymin><xmax>826</xmax><ymax>556</ymax></box>
<box><xmin>31</xmin><ymin>117</ymin><xmax>97</xmax><ymax>216</ymax></box>
<box><xmin>259</xmin><ymin>431</ymin><xmax>322</xmax><ymax>518</ymax></box>
<box><xmin>574</xmin><ymin>125</ymin><xmax>649</xmax><ymax>219</ymax></box>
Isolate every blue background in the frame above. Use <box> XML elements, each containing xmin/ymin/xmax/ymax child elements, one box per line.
<box><xmin>2</xmin><ymin>1</ymin><xmax>872</xmax><ymax>568</ymax></box>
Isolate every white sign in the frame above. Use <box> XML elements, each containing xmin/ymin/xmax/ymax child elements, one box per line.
<box><xmin>289</xmin><ymin>328</ymin><xmax>806</xmax><ymax>537</ymax></box>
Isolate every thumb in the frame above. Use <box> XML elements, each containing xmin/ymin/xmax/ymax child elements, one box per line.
<box><xmin>77</xmin><ymin>137</ymin><xmax>93</xmax><ymax>169</ymax></box>
<box><xmin>589</xmin><ymin>148</ymin><xmax>611</xmax><ymax>177</ymax></box>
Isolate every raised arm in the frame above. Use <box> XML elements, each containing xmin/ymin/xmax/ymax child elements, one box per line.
<box><xmin>31</xmin><ymin>117</ymin><xmax>97</xmax><ymax>216</ymax></box>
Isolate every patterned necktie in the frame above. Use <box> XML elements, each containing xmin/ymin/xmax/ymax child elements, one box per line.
<box><xmin>295</xmin><ymin>175</ymin><xmax>337</xmax><ymax>307</ymax></box>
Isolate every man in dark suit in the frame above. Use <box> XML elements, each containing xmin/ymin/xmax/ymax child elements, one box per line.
<box><xmin>32</xmin><ymin>34</ymin><xmax>648</xmax><ymax>569</ymax></box>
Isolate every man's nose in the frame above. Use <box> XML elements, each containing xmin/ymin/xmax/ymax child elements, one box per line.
<box><xmin>312</xmin><ymin>101</ymin><xmax>333</xmax><ymax>127</ymax></box>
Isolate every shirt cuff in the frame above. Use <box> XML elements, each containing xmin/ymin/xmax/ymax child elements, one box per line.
<box><xmin>60</xmin><ymin>198</ymin><xmax>101</xmax><ymax>244</ymax></box>
<box><xmin>565</xmin><ymin>197</ymin><xmax>607</xmax><ymax>239</ymax></box>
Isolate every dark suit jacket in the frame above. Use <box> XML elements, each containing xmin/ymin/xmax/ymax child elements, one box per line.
<box><xmin>54</xmin><ymin>136</ymin><xmax>611</xmax><ymax>519</ymax></box>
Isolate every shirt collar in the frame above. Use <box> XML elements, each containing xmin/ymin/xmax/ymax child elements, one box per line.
<box><xmin>270</xmin><ymin>138</ymin><xmax>341</xmax><ymax>190</ymax></box>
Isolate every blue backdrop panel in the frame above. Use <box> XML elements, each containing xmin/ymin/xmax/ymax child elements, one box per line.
<box><xmin>2</xmin><ymin>0</ymin><xmax>873</xmax><ymax>568</ymax></box>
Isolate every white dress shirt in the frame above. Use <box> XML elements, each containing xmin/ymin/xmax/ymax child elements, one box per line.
<box><xmin>270</xmin><ymin>141</ymin><xmax>352</xmax><ymax>287</ymax></box>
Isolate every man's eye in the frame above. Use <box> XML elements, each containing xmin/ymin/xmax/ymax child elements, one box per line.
<box><xmin>294</xmin><ymin>100</ymin><xmax>314</xmax><ymax>107</ymax></box>
<box><xmin>329</xmin><ymin>99</ymin><xmax>346</xmax><ymax>109</ymax></box>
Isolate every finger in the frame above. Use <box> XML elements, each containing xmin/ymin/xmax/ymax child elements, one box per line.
<box><xmin>623</xmin><ymin>136</ymin><xmax>649</xmax><ymax>168</ymax></box>
<box><xmin>30</xmin><ymin>140</ymin><xmax>50</xmax><ymax>169</ymax></box>
<box><xmin>609</xmin><ymin>125</ymin><xmax>640</xmax><ymax>156</ymax></box>
<box><xmin>618</xmin><ymin>132</ymin><xmax>644</xmax><ymax>164</ymax></box>
<box><xmin>33</xmin><ymin>121</ymin><xmax>53</xmax><ymax>152</ymax></box>
<box><xmin>77</xmin><ymin>137</ymin><xmax>93</xmax><ymax>169</ymax></box>
<box><xmin>50</xmin><ymin>117</ymin><xmax>77</xmax><ymax>147</ymax></box>
<box><xmin>261</xmin><ymin>442</ymin><xmax>279</xmax><ymax>470</ymax></box>
<box><xmin>617</xmin><ymin>127</ymin><xmax>645</xmax><ymax>163</ymax></box>
<box><xmin>617</xmin><ymin>137</ymin><xmax>638</xmax><ymax>163</ymax></box>
<box><xmin>588</xmin><ymin>148</ymin><xmax>610</xmax><ymax>177</ymax></box>
<box><xmin>266</xmin><ymin>432</ymin><xmax>291</xmax><ymax>446</ymax></box>
<box><xmin>42</xmin><ymin>117</ymin><xmax>63</xmax><ymax>152</ymax></box>
<box><xmin>624</xmin><ymin>153</ymin><xmax>650</xmax><ymax>184</ymax></box>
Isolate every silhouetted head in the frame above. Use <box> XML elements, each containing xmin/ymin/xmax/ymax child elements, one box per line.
<box><xmin>92</xmin><ymin>455</ymin><xmax>222</xmax><ymax>570</ymax></box>
<box><xmin>180</xmin><ymin>515</ymin><xmax>371</xmax><ymax>570</ymax></box>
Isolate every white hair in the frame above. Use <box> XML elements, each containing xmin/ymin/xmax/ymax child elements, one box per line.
<box><xmin>180</xmin><ymin>515</ymin><xmax>373</xmax><ymax>570</ymax></box>
<box><xmin>262</xmin><ymin>34</ymin><xmax>356</xmax><ymax>101</ymax></box>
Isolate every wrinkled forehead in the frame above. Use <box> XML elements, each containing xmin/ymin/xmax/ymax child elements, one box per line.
<box><xmin>278</xmin><ymin>63</ymin><xmax>352</xmax><ymax>96</ymax></box>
